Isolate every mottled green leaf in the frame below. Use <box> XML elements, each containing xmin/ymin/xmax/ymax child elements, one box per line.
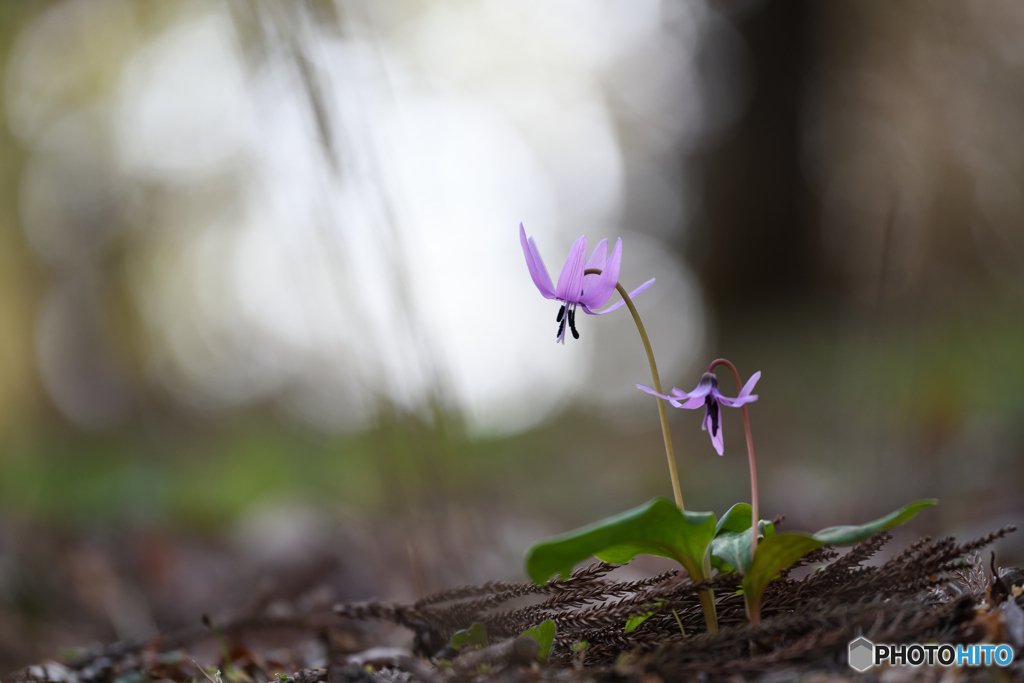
<box><xmin>525</xmin><ymin>497</ymin><xmax>716</xmax><ymax>584</ymax></box>
<box><xmin>742</xmin><ymin>499</ymin><xmax>937</xmax><ymax>621</ymax></box>
<box><xmin>811</xmin><ymin>499</ymin><xmax>937</xmax><ymax>546</ymax></box>
<box><xmin>710</xmin><ymin>503</ymin><xmax>775</xmax><ymax>574</ymax></box>
<box><xmin>715</xmin><ymin>502</ymin><xmax>753</xmax><ymax>535</ymax></box>
<box><xmin>741</xmin><ymin>532</ymin><xmax>823</xmax><ymax>620</ymax></box>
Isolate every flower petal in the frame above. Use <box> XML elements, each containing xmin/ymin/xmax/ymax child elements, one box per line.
<box><xmin>585</xmin><ymin>239</ymin><xmax>606</xmax><ymax>303</ymax></box>
<box><xmin>636</xmin><ymin>383</ymin><xmax>674</xmax><ymax>401</ymax></box>
<box><xmin>679</xmin><ymin>374</ymin><xmax>715</xmax><ymax>400</ymax></box>
<box><xmin>710</xmin><ymin>423</ymin><xmax>725</xmax><ymax>455</ymax></box>
<box><xmin>581</xmin><ymin>238</ymin><xmax>607</xmax><ymax>304</ymax></box>
<box><xmin>717</xmin><ymin>371</ymin><xmax>761</xmax><ymax>408</ymax></box>
<box><xmin>703</xmin><ymin>408</ymin><xmax>725</xmax><ymax>455</ymax></box>
<box><xmin>554</xmin><ymin>235</ymin><xmax>588</xmax><ymax>302</ymax></box>
<box><xmin>580</xmin><ymin>238</ymin><xmax>621</xmax><ymax>309</ymax></box>
<box><xmin>677</xmin><ymin>395</ymin><xmax>707</xmax><ymax>409</ymax></box>
<box><xmin>739</xmin><ymin>371</ymin><xmax>761</xmax><ymax>398</ymax></box>
<box><xmin>519</xmin><ymin>224</ymin><xmax>555</xmax><ymax>298</ymax></box>
<box><xmin>717</xmin><ymin>394</ymin><xmax>758</xmax><ymax>407</ymax></box>
<box><xmin>584</xmin><ymin>277</ymin><xmax>655</xmax><ymax>315</ymax></box>
<box><xmin>585</xmin><ymin>239</ymin><xmax>608</xmax><ymax>270</ymax></box>
<box><xmin>638</xmin><ymin>384</ymin><xmax>705</xmax><ymax>410</ymax></box>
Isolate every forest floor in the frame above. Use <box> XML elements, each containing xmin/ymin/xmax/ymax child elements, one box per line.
<box><xmin>10</xmin><ymin>524</ymin><xmax>1024</xmax><ymax>683</ymax></box>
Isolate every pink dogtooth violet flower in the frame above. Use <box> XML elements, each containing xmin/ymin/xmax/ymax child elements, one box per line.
<box><xmin>519</xmin><ymin>223</ymin><xmax>655</xmax><ymax>343</ymax></box>
<box><xmin>637</xmin><ymin>371</ymin><xmax>761</xmax><ymax>455</ymax></box>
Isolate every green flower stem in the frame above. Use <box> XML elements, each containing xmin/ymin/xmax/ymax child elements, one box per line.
<box><xmin>584</xmin><ymin>268</ymin><xmax>684</xmax><ymax>511</ymax></box>
<box><xmin>700</xmin><ymin>547</ymin><xmax>719</xmax><ymax>635</ymax></box>
<box><xmin>696</xmin><ymin>587</ymin><xmax>718</xmax><ymax>635</ymax></box>
<box><xmin>585</xmin><ymin>270</ymin><xmax>718</xmax><ymax>635</ymax></box>
<box><xmin>709</xmin><ymin>358</ymin><xmax>760</xmax><ymax>564</ymax></box>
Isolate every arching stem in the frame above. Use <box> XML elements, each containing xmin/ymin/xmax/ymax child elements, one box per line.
<box><xmin>585</xmin><ymin>268</ymin><xmax>683</xmax><ymax>511</ymax></box>
<box><xmin>709</xmin><ymin>358</ymin><xmax>760</xmax><ymax>566</ymax></box>
<box><xmin>586</xmin><ymin>269</ymin><xmax>719</xmax><ymax>634</ymax></box>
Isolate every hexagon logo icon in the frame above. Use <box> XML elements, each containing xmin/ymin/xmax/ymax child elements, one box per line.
<box><xmin>848</xmin><ymin>637</ymin><xmax>874</xmax><ymax>672</ymax></box>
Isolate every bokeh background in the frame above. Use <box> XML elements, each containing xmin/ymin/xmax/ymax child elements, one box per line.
<box><xmin>1</xmin><ymin>0</ymin><xmax>1023</xmax><ymax>669</ymax></box>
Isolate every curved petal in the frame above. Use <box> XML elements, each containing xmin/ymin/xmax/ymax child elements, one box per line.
<box><xmin>636</xmin><ymin>383</ymin><xmax>674</xmax><ymax>402</ymax></box>
<box><xmin>703</xmin><ymin>408</ymin><xmax>725</xmax><ymax>455</ymax></box>
<box><xmin>580</xmin><ymin>238</ymin><xmax>621</xmax><ymax>309</ymax></box>
<box><xmin>717</xmin><ymin>371</ymin><xmax>761</xmax><ymax>407</ymax></box>
<box><xmin>638</xmin><ymin>384</ymin><xmax>706</xmax><ymax>410</ymax></box>
<box><xmin>678</xmin><ymin>374</ymin><xmax>715</xmax><ymax>400</ymax></box>
<box><xmin>584</xmin><ymin>277</ymin><xmax>655</xmax><ymax>315</ymax></box>
<box><xmin>554</xmin><ymin>235</ymin><xmax>588</xmax><ymax>302</ymax></box>
<box><xmin>585</xmin><ymin>239</ymin><xmax>608</xmax><ymax>270</ymax></box>
<box><xmin>519</xmin><ymin>224</ymin><xmax>555</xmax><ymax>298</ymax></box>
<box><xmin>739</xmin><ymin>370</ymin><xmax>761</xmax><ymax>398</ymax></box>
<box><xmin>677</xmin><ymin>395</ymin><xmax>707</xmax><ymax>409</ymax></box>
<box><xmin>717</xmin><ymin>393</ymin><xmax>758</xmax><ymax>408</ymax></box>
<box><xmin>581</xmin><ymin>238</ymin><xmax>607</xmax><ymax>304</ymax></box>
<box><xmin>529</xmin><ymin>238</ymin><xmax>557</xmax><ymax>296</ymax></box>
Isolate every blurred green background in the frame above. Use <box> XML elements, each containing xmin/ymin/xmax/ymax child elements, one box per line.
<box><xmin>0</xmin><ymin>0</ymin><xmax>1023</xmax><ymax>669</ymax></box>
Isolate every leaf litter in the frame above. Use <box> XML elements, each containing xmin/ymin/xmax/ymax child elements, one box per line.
<box><xmin>15</xmin><ymin>524</ymin><xmax>1021</xmax><ymax>683</ymax></box>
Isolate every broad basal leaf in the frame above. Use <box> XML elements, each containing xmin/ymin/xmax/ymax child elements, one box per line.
<box><xmin>811</xmin><ymin>499</ymin><xmax>937</xmax><ymax>546</ymax></box>
<box><xmin>742</xmin><ymin>499</ymin><xmax>937</xmax><ymax>622</ymax></box>
<box><xmin>740</xmin><ymin>533</ymin><xmax>823</xmax><ymax>621</ymax></box>
<box><xmin>710</xmin><ymin>503</ymin><xmax>775</xmax><ymax>574</ymax></box>
<box><xmin>710</xmin><ymin>522</ymin><xmax>774</xmax><ymax>575</ymax></box>
<box><xmin>525</xmin><ymin>497</ymin><xmax>717</xmax><ymax>584</ymax></box>
<box><xmin>715</xmin><ymin>502</ymin><xmax>754</xmax><ymax>535</ymax></box>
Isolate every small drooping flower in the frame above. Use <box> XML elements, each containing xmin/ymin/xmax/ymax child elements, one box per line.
<box><xmin>520</xmin><ymin>223</ymin><xmax>654</xmax><ymax>343</ymax></box>
<box><xmin>638</xmin><ymin>371</ymin><xmax>760</xmax><ymax>455</ymax></box>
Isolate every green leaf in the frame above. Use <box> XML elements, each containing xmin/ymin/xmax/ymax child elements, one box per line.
<box><xmin>711</xmin><ymin>530</ymin><xmax>755</xmax><ymax>574</ymax></box>
<box><xmin>742</xmin><ymin>499</ymin><xmax>937</xmax><ymax>621</ymax></box>
<box><xmin>451</xmin><ymin>622</ymin><xmax>487</xmax><ymax>649</ymax></box>
<box><xmin>811</xmin><ymin>499</ymin><xmax>937</xmax><ymax>546</ymax></box>
<box><xmin>710</xmin><ymin>503</ymin><xmax>775</xmax><ymax>574</ymax></box>
<box><xmin>520</xmin><ymin>620</ymin><xmax>556</xmax><ymax>662</ymax></box>
<box><xmin>715</xmin><ymin>502</ymin><xmax>753</xmax><ymax>535</ymax></box>
<box><xmin>623</xmin><ymin>602</ymin><xmax>664</xmax><ymax>632</ymax></box>
<box><xmin>709</xmin><ymin>556</ymin><xmax>736</xmax><ymax>573</ymax></box>
<box><xmin>623</xmin><ymin>614</ymin><xmax>650</xmax><ymax>632</ymax></box>
<box><xmin>525</xmin><ymin>497</ymin><xmax>717</xmax><ymax>584</ymax></box>
<box><xmin>741</xmin><ymin>532</ymin><xmax>824</xmax><ymax>619</ymax></box>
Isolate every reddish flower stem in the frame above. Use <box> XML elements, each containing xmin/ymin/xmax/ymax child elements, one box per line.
<box><xmin>708</xmin><ymin>358</ymin><xmax>760</xmax><ymax>562</ymax></box>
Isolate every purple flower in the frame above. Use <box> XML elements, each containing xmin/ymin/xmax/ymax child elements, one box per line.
<box><xmin>638</xmin><ymin>371</ymin><xmax>761</xmax><ymax>455</ymax></box>
<box><xmin>520</xmin><ymin>223</ymin><xmax>655</xmax><ymax>343</ymax></box>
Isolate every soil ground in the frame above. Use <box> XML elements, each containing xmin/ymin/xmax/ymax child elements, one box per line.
<box><xmin>10</xmin><ymin>526</ymin><xmax>1024</xmax><ymax>683</ymax></box>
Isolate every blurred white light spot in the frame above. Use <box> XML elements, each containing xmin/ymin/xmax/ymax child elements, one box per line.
<box><xmin>106</xmin><ymin>1</ymin><xmax>711</xmax><ymax>436</ymax></box>
<box><xmin>5</xmin><ymin>0</ymin><xmax>137</xmax><ymax>145</ymax></box>
<box><xmin>393</xmin><ymin>95</ymin><xmax>586</xmax><ymax>433</ymax></box>
<box><xmin>115</xmin><ymin>10</ymin><xmax>256</xmax><ymax>181</ymax></box>
<box><xmin>530</xmin><ymin>0</ymin><xmax>665</xmax><ymax>68</ymax></box>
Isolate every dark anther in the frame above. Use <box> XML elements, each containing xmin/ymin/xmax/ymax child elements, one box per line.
<box><xmin>705</xmin><ymin>396</ymin><xmax>720</xmax><ymax>436</ymax></box>
<box><xmin>557</xmin><ymin>316</ymin><xmax>566</xmax><ymax>340</ymax></box>
<box><xmin>556</xmin><ymin>305</ymin><xmax>565</xmax><ymax>323</ymax></box>
<box><xmin>568</xmin><ymin>308</ymin><xmax>579</xmax><ymax>339</ymax></box>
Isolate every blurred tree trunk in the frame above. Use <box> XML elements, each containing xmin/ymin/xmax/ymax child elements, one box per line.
<box><xmin>691</xmin><ymin>0</ymin><xmax>824</xmax><ymax>314</ymax></box>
